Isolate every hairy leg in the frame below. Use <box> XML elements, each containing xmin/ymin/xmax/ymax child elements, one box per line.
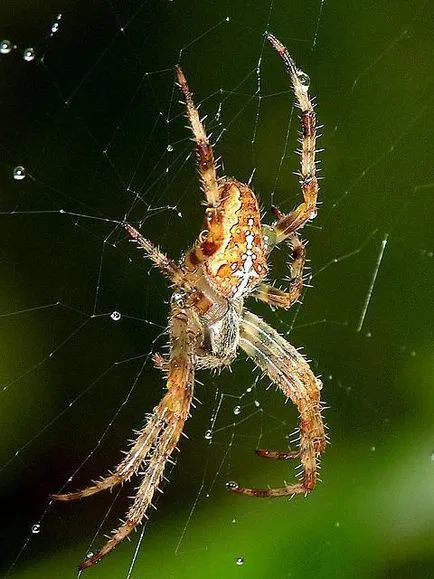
<box><xmin>176</xmin><ymin>66</ymin><xmax>220</xmax><ymax>207</ymax></box>
<box><xmin>253</xmin><ymin>232</ymin><xmax>306</xmax><ymax>309</ymax></box>
<box><xmin>52</xmin><ymin>304</ymin><xmax>195</xmax><ymax>569</ymax></box>
<box><xmin>266</xmin><ymin>34</ymin><xmax>319</xmax><ymax>242</ymax></box>
<box><xmin>124</xmin><ymin>223</ymin><xmax>184</xmax><ymax>282</ymax></box>
<box><xmin>235</xmin><ymin>310</ymin><xmax>326</xmax><ymax>497</ymax></box>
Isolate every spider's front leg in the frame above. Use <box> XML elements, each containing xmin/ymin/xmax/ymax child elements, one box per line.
<box><xmin>235</xmin><ymin>311</ymin><xmax>326</xmax><ymax>498</ymax></box>
<box><xmin>176</xmin><ymin>66</ymin><xmax>220</xmax><ymax>207</ymax></box>
<box><xmin>266</xmin><ymin>34</ymin><xmax>319</xmax><ymax>243</ymax></box>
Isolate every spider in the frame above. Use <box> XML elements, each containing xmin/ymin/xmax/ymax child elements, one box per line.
<box><xmin>51</xmin><ymin>33</ymin><xmax>326</xmax><ymax>569</ymax></box>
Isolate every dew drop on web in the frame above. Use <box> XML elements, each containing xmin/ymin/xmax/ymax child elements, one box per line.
<box><xmin>23</xmin><ymin>48</ymin><xmax>36</xmax><ymax>62</ymax></box>
<box><xmin>204</xmin><ymin>429</ymin><xmax>213</xmax><ymax>440</ymax></box>
<box><xmin>13</xmin><ymin>166</ymin><xmax>27</xmax><ymax>180</ymax></box>
<box><xmin>1</xmin><ymin>39</ymin><xmax>13</xmax><ymax>54</ymax></box>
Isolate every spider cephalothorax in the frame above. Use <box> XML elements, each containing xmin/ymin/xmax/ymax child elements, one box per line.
<box><xmin>52</xmin><ymin>33</ymin><xmax>326</xmax><ymax>569</ymax></box>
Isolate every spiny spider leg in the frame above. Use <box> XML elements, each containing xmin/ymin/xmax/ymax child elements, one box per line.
<box><xmin>125</xmin><ymin>223</ymin><xmax>213</xmax><ymax>315</ymax></box>
<box><xmin>265</xmin><ymin>33</ymin><xmax>319</xmax><ymax>243</ymax></box>
<box><xmin>124</xmin><ymin>224</ymin><xmax>184</xmax><ymax>284</ymax></box>
<box><xmin>176</xmin><ymin>66</ymin><xmax>220</xmax><ymax>207</ymax></box>
<box><xmin>255</xmin><ymin>448</ymin><xmax>300</xmax><ymax>460</ymax></box>
<box><xmin>50</xmin><ymin>411</ymin><xmax>166</xmax><ymax>501</ymax></box>
<box><xmin>253</xmin><ymin>232</ymin><xmax>306</xmax><ymax>309</ymax></box>
<box><xmin>53</xmin><ymin>305</ymin><xmax>195</xmax><ymax>570</ymax></box>
<box><xmin>235</xmin><ymin>311</ymin><xmax>326</xmax><ymax>498</ymax></box>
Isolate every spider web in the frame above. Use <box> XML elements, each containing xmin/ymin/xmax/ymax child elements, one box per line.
<box><xmin>1</xmin><ymin>1</ymin><xmax>433</xmax><ymax>578</ymax></box>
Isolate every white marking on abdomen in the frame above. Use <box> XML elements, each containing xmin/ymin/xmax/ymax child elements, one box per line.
<box><xmin>233</xmin><ymin>230</ymin><xmax>258</xmax><ymax>298</ymax></box>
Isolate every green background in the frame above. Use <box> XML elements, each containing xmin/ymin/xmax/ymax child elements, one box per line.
<box><xmin>0</xmin><ymin>1</ymin><xmax>433</xmax><ymax>578</ymax></box>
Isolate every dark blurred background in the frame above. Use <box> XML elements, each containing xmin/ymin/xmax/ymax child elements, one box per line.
<box><xmin>0</xmin><ymin>1</ymin><xmax>433</xmax><ymax>578</ymax></box>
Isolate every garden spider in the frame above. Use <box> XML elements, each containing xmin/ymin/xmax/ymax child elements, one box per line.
<box><xmin>51</xmin><ymin>33</ymin><xmax>326</xmax><ymax>569</ymax></box>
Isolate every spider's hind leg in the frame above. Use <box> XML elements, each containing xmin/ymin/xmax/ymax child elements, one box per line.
<box><xmin>235</xmin><ymin>310</ymin><xmax>326</xmax><ymax>499</ymax></box>
<box><xmin>255</xmin><ymin>448</ymin><xmax>300</xmax><ymax>460</ymax></box>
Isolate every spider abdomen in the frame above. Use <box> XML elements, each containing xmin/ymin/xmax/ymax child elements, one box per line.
<box><xmin>201</xmin><ymin>179</ymin><xmax>267</xmax><ymax>298</ymax></box>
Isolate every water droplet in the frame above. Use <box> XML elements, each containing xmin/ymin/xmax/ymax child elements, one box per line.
<box><xmin>51</xmin><ymin>22</ymin><xmax>60</xmax><ymax>34</ymax></box>
<box><xmin>254</xmin><ymin>400</ymin><xmax>260</xmax><ymax>408</ymax></box>
<box><xmin>85</xmin><ymin>551</ymin><xmax>94</xmax><ymax>560</ymax></box>
<box><xmin>233</xmin><ymin>405</ymin><xmax>241</xmax><ymax>416</ymax></box>
<box><xmin>204</xmin><ymin>429</ymin><xmax>213</xmax><ymax>440</ymax></box>
<box><xmin>235</xmin><ymin>556</ymin><xmax>244</xmax><ymax>566</ymax></box>
<box><xmin>365</xmin><ymin>331</ymin><xmax>372</xmax><ymax>338</ymax></box>
<box><xmin>31</xmin><ymin>523</ymin><xmax>41</xmax><ymax>534</ymax></box>
<box><xmin>334</xmin><ymin>521</ymin><xmax>340</xmax><ymax>528</ymax></box>
<box><xmin>110</xmin><ymin>311</ymin><xmax>121</xmax><ymax>321</ymax></box>
<box><xmin>13</xmin><ymin>166</ymin><xmax>27</xmax><ymax>180</ymax></box>
<box><xmin>410</xmin><ymin>350</ymin><xmax>416</xmax><ymax>357</ymax></box>
<box><xmin>296</xmin><ymin>69</ymin><xmax>310</xmax><ymax>89</ymax></box>
<box><xmin>0</xmin><ymin>39</ymin><xmax>13</xmax><ymax>54</ymax></box>
<box><xmin>23</xmin><ymin>47</ymin><xmax>36</xmax><ymax>62</ymax></box>
<box><xmin>166</xmin><ymin>144</ymin><xmax>173</xmax><ymax>152</ymax></box>
<box><xmin>370</xmin><ymin>446</ymin><xmax>376</xmax><ymax>452</ymax></box>
<box><xmin>225</xmin><ymin>480</ymin><xmax>239</xmax><ymax>490</ymax></box>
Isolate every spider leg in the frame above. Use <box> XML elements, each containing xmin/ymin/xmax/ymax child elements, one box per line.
<box><xmin>266</xmin><ymin>34</ymin><xmax>319</xmax><ymax>243</ymax></box>
<box><xmin>176</xmin><ymin>66</ymin><xmax>220</xmax><ymax>207</ymax></box>
<box><xmin>125</xmin><ymin>224</ymin><xmax>214</xmax><ymax>315</ymax></box>
<box><xmin>50</xmin><ymin>408</ymin><xmax>166</xmax><ymax>501</ymax></box>
<box><xmin>253</xmin><ymin>232</ymin><xmax>305</xmax><ymax>309</ymax></box>
<box><xmin>255</xmin><ymin>448</ymin><xmax>299</xmax><ymax>460</ymax></box>
<box><xmin>53</xmin><ymin>304</ymin><xmax>195</xmax><ymax>569</ymax></box>
<box><xmin>152</xmin><ymin>352</ymin><xmax>169</xmax><ymax>374</ymax></box>
<box><xmin>124</xmin><ymin>224</ymin><xmax>185</xmax><ymax>284</ymax></box>
<box><xmin>235</xmin><ymin>310</ymin><xmax>326</xmax><ymax>498</ymax></box>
